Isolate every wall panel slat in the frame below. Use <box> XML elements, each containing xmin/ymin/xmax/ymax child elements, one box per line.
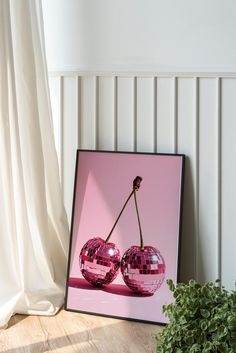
<box><xmin>136</xmin><ymin>78</ymin><xmax>155</xmax><ymax>152</ymax></box>
<box><xmin>98</xmin><ymin>77</ymin><xmax>115</xmax><ymax>150</ymax></box>
<box><xmin>156</xmin><ymin>78</ymin><xmax>174</xmax><ymax>153</ymax></box>
<box><xmin>177</xmin><ymin>78</ymin><xmax>197</xmax><ymax>281</ymax></box>
<box><xmin>62</xmin><ymin>77</ymin><xmax>78</xmax><ymax>220</ymax></box>
<box><xmin>221</xmin><ymin>78</ymin><xmax>236</xmax><ymax>290</ymax></box>
<box><xmin>198</xmin><ymin>78</ymin><xmax>218</xmax><ymax>282</ymax></box>
<box><xmin>117</xmin><ymin>77</ymin><xmax>134</xmax><ymax>151</ymax></box>
<box><xmin>80</xmin><ymin>76</ymin><xmax>97</xmax><ymax>149</ymax></box>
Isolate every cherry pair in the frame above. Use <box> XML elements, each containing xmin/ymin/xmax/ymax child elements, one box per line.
<box><xmin>79</xmin><ymin>177</ymin><xmax>165</xmax><ymax>295</ymax></box>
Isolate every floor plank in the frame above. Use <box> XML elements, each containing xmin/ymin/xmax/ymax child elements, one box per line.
<box><xmin>0</xmin><ymin>310</ymin><xmax>162</xmax><ymax>353</ymax></box>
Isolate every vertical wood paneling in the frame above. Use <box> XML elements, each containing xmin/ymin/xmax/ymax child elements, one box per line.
<box><xmin>177</xmin><ymin>78</ymin><xmax>197</xmax><ymax>282</ymax></box>
<box><xmin>117</xmin><ymin>77</ymin><xmax>134</xmax><ymax>151</ymax></box>
<box><xmin>198</xmin><ymin>78</ymin><xmax>218</xmax><ymax>282</ymax></box>
<box><xmin>48</xmin><ymin>77</ymin><xmax>61</xmax><ymax>172</ymax></box>
<box><xmin>62</xmin><ymin>77</ymin><xmax>78</xmax><ymax>220</ymax></box>
<box><xmin>216</xmin><ymin>78</ymin><xmax>222</xmax><ymax>281</ymax></box>
<box><xmin>173</xmin><ymin>77</ymin><xmax>178</xmax><ymax>154</ymax></box>
<box><xmin>48</xmin><ymin>72</ymin><xmax>236</xmax><ymax>290</ymax></box>
<box><xmin>156</xmin><ymin>78</ymin><xmax>174</xmax><ymax>153</ymax></box>
<box><xmin>221</xmin><ymin>78</ymin><xmax>236</xmax><ymax>290</ymax></box>
<box><xmin>98</xmin><ymin>77</ymin><xmax>115</xmax><ymax>150</ymax></box>
<box><xmin>80</xmin><ymin>76</ymin><xmax>97</xmax><ymax>149</ymax></box>
<box><xmin>136</xmin><ymin>78</ymin><xmax>154</xmax><ymax>152</ymax></box>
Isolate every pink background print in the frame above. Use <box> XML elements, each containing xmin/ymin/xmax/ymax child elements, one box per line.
<box><xmin>66</xmin><ymin>151</ymin><xmax>184</xmax><ymax>324</ymax></box>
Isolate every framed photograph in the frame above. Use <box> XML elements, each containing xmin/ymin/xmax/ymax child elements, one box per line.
<box><xmin>65</xmin><ymin>150</ymin><xmax>185</xmax><ymax>324</ymax></box>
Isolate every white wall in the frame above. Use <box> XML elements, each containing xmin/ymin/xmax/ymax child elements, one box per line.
<box><xmin>43</xmin><ymin>1</ymin><xmax>236</xmax><ymax>289</ymax></box>
<box><xmin>42</xmin><ymin>0</ymin><xmax>236</xmax><ymax>72</ymax></box>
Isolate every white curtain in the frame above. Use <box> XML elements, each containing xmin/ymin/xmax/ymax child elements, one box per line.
<box><xmin>0</xmin><ymin>0</ymin><xmax>69</xmax><ymax>328</ymax></box>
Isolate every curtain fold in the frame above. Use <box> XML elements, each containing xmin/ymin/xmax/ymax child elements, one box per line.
<box><xmin>0</xmin><ymin>0</ymin><xmax>69</xmax><ymax>328</ymax></box>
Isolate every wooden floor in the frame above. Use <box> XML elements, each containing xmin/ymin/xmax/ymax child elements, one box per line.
<box><xmin>0</xmin><ymin>310</ymin><xmax>162</xmax><ymax>353</ymax></box>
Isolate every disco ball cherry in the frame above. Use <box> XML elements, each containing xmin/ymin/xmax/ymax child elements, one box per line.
<box><xmin>121</xmin><ymin>245</ymin><xmax>165</xmax><ymax>295</ymax></box>
<box><xmin>79</xmin><ymin>237</ymin><xmax>120</xmax><ymax>287</ymax></box>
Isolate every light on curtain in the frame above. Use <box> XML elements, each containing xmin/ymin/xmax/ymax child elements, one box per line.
<box><xmin>0</xmin><ymin>0</ymin><xmax>69</xmax><ymax>328</ymax></box>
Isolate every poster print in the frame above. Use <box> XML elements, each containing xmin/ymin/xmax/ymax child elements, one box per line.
<box><xmin>65</xmin><ymin>150</ymin><xmax>185</xmax><ymax>324</ymax></box>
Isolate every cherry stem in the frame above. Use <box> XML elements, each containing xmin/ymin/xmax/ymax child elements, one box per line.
<box><xmin>105</xmin><ymin>190</ymin><xmax>134</xmax><ymax>243</ymax></box>
<box><xmin>134</xmin><ymin>189</ymin><xmax>144</xmax><ymax>251</ymax></box>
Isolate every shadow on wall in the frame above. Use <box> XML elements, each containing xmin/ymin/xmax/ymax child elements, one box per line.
<box><xmin>179</xmin><ymin>156</ymin><xmax>196</xmax><ymax>282</ymax></box>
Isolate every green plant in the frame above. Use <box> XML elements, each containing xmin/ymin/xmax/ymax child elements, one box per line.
<box><xmin>155</xmin><ymin>279</ymin><xmax>236</xmax><ymax>353</ymax></box>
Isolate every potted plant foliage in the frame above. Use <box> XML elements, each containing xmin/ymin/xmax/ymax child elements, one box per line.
<box><xmin>155</xmin><ymin>279</ymin><xmax>236</xmax><ymax>353</ymax></box>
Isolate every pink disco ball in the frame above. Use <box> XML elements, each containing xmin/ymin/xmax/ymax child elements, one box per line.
<box><xmin>79</xmin><ymin>237</ymin><xmax>120</xmax><ymax>287</ymax></box>
<box><xmin>121</xmin><ymin>245</ymin><xmax>166</xmax><ymax>295</ymax></box>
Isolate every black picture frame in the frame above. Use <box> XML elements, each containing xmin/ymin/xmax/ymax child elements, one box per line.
<box><xmin>65</xmin><ymin>150</ymin><xmax>185</xmax><ymax>325</ymax></box>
